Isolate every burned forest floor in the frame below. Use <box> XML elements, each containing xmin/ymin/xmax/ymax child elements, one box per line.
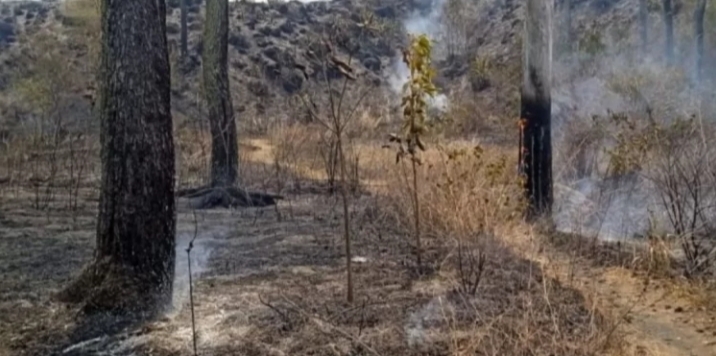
<box><xmin>1</xmin><ymin>138</ymin><xmax>716</xmax><ymax>356</ymax></box>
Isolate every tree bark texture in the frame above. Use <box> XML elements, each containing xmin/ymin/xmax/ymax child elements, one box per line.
<box><xmin>520</xmin><ymin>0</ymin><xmax>553</xmax><ymax>219</ymax></box>
<box><xmin>60</xmin><ymin>0</ymin><xmax>176</xmax><ymax>313</ymax></box>
<box><xmin>180</xmin><ymin>0</ymin><xmax>188</xmax><ymax>58</ymax></box>
<box><xmin>663</xmin><ymin>0</ymin><xmax>674</xmax><ymax>63</ymax></box>
<box><xmin>203</xmin><ymin>0</ymin><xmax>238</xmax><ymax>188</ymax></box>
<box><xmin>694</xmin><ymin>0</ymin><xmax>707</xmax><ymax>80</ymax></box>
<box><xmin>640</xmin><ymin>0</ymin><xmax>648</xmax><ymax>55</ymax></box>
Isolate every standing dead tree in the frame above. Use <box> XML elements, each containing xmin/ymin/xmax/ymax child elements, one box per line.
<box><xmin>519</xmin><ymin>0</ymin><xmax>554</xmax><ymax>219</ymax></box>
<box><xmin>639</xmin><ymin>0</ymin><xmax>648</xmax><ymax>55</ymax></box>
<box><xmin>180</xmin><ymin>0</ymin><xmax>188</xmax><ymax>59</ymax></box>
<box><xmin>296</xmin><ymin>16</ymin><xmax>378</xmax><ymax>303</ymax></box>
<box><xmin>58</xmin><ymin>0</ymin><xmax>177</xmax><ymax>314</ymax></box>
<box><xmin>694</xmin><ymin>0</ymin><xmax>707</xmax><ymax>81</ymax></box>
<box><xmin>663</xmin><ymin>0</ymin><xmax>675</xmax><ymax>64</ymax></box>
<box><xmin>177</xmin><ymin>0</ymin><xmax>282</xmax><ymax>209</ymax></box>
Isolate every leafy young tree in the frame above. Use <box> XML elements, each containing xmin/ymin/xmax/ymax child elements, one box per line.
<box><xmin>519</xmin><ymin>0</ymin><xmax>553</xmax><ymax>218</ymax></box>
<box><xmin>59</xmin><ymin>0</ymin><xmax>176</xmax><ymax>313</ymax></box>
<box><xmin>390</xmin><ymin>34</ymin><xmax>437</xmax><ymax>271</ymax></box>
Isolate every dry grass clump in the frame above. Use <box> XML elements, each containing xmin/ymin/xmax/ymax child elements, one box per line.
<box><xmin>220</xmin><ymin>248</ymin><xmax>605</xmax><ymax>356</ymax></box>
<box><xmin>254</xmin><ymin>116</ymin><xmax>615</xmax><ymax>354</ymax></box>
<box><xmin>376</xmin><ymin>142</ymin><xmax>524</xmax><ymax>242</ymax></box>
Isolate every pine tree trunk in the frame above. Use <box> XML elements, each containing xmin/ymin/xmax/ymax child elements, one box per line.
<box><xmin>203</xmin><ymin>0</ymin><xmax>237</xmax><ymax>188</ymax></box>
<box><xmin>663</xmin><ymin>0</ymin><xmax>674</xmax><ymax>63</ymax></box>
<box><xmin>176</xmin><ymin>1</ymin><xmax>282</xmax><ymax>210</ymax></box>
<box><xmin>59</xmin><ymin>0</ymin><xmax>176</xmax><ymax>314</ymax></box>
<box><xmin>520</xmin><ymin>0</ymin><xmax>553</xmax><ymax>219</ymax></box>
<box><xmin>180</xmin><ymin>0</ymin><xmax>188</xmax><ymax>58</ymax></box>
<box><xmin>694</xmin><ymin>0</ymin><xmax>707</xmax><ymax>80</ymax></box>
<box><xmin>640</xmin><ymin>0</ymin><xmax>648</xmax><ymax>55</ymax></box>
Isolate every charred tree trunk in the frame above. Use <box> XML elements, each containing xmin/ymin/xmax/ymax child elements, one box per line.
<box><xmin>640</xmin><ymin>0</ymin><xmax>648</xmax><ymax>55</ymax></box>
<box><xmin>203</xmin><ymin>0</ymin><xmax>237</xmax><ymax>188</ymax></box>
<box><xmin>663</xmin><ymin>0</ymin><xmax>675</xmax><ymax>64</ymax></box>
<box><xmin>694</xmin><ymin>0</ymin><xmax>707</xmax><ymax>80</ymax></box>
<box><xmin>175</xmin><ymin>0</ymin><xmax>282</xmax><ymax>209</ymax></box>
<box><xmin>519</xmin><ymin>0</ymin><xmax>553</xmax><ymax>219</ymax></box>
<box><xmin>58</xmin><ymin>0</ymin><xmax>176</xmax><ymax>314</ymax></box>
<box><xmin>180</xmin><ymin>0</ymin><xmax>188</xmax><ymax>59</ymax></box>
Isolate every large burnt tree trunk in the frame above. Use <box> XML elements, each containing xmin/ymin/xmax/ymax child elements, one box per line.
<box><xmin>694</xmin><ymin>0</ymin><xmax>707</xmax><ymax>80</ymax></box>
<box><xmin>180</xmin><ymin>0</ymin><xmax>188</xmax><ymax>58</ymax></box>
<box><xmin>519</xmin><ymin>0</ymin><xmax>553</xmax><ymax>219</ymax></box>
<box><xmin>663</xmin><ymin>0</ymin><xmax>675</xmax><ymax>63</ymax></box>
<box><xmin>58</xmin><ymin>0</ymin><xmax>176</xmax><ymax>314</ymax></box>
<box><xmin>177</xmin><ymin>0</ymin><xmax>282</xmax><ymax>209</ymax></box>
<box><xmin>640</xmin><ymin>0</ymin><xmax>648</xmax><ymax>55</ymax></box>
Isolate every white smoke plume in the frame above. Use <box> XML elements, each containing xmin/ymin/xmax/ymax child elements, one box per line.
<box><xmin>386</xmin><ymin>0</ymin><xmax>450</xmax><ymax>115</ymax></box>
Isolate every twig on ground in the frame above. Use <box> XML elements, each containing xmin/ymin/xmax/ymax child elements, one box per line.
<box><xmin>187</xmin><ymin>208</ymin><xmax>199</xmax><ymax>356</ymax></box>
<box><xmin>280</xmin><ymin>295</ymin><xmax>385</xmax><ymax>356</ymax></box>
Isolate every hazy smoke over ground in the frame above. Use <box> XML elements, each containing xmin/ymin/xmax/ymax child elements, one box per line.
<box><xmin>170</xmin><ymin>231</ymin><xmax>219</xmax><ymax>314</ymax></box>
<box><xmin>550</xmin><ymin>16</ymin><xmax>716</xmax><ymax>241</ymax></box>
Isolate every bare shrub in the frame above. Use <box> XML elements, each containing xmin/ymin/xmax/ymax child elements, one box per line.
<box><xmin>376</xmin><ymin>139</ymin><xmax>525</xmax><ymax>282</ymax></box>
<box><xmin>609</xmin><ymin>114</ymin><xmax>716</xmax><ymax>276</ymax></box>
<box><xmin>295</xmin><ymin>15</ymin><xmax>381</xmax><ymax>302</ymax></box>
<box><xmin>6</xmin><ymin>29</ymin><xmax>95</xmax><ymax>212</ymax></box>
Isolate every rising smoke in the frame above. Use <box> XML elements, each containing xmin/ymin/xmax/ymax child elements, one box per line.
<box><xmin>386</xmin><ymin>0</ymin><xmax>450</xmax><ymax>114</ymax></box>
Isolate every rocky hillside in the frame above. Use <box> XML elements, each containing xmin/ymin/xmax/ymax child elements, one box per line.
<box><xmin>1</xmin><ymin>0</ymin><xmax>713</xmax><ymax>135</ymax></box>
<box><xmin>0</xmin><ymin>0</ymin><xmax>426</xmax><ymax>131</ymax></box>
<box><xmin>0</xmin><ymin>0</ymin><xmax>522</xmax><ymax>133</ymax></box>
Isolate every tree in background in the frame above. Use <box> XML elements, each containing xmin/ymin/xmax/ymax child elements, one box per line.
<box><xmin>519</xmin><ymin>0</ymin><xmax>553</xmax><ymax>219</ymax></box>
<box><xmin>694</xmin><ymin>0</ymin><xmax>707</xmax><ymax>81</ymax></box>
<box><xmin>663</xmin><ymin>0</ymin><xmax>674</xmax><ymax>63</ymax></box>
<box><xmin>639</xmin><ymin>0</ymin><xmax>648</xmax><ymax>55</ymax></box>
<box><xmin>58</xmin><ymin>0</ymin><xmax>176</xmax><ymax>313</ymax></box>
<box><xmin>203</xmin><ymin>0</ymin><xmax>237</xmax><ymax>188</ymax></box>
<box><xmin>439</xmin><ymin>0</ymin><xmax>476</xmax><ymax>59</ymax></box>
<box><xmin>178</xmin><ymin>0</ymin><xmax>282</xmax><ymax>209</ymax></box>
<box><xmin>181</xmin><ymin>0</ymin><xmax>188</xmax><ymax>59</ymax></box>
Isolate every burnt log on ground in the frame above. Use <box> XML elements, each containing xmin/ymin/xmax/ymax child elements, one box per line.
<box><xmin>177</xmin><ymin>186</ymin><xmax>283</xmax><ymax>209</ymax></box>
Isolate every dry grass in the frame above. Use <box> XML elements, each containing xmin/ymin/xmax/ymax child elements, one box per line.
<box><xmin>253</xmin><ymin>124</ymin><xmax>627</xmax><ymax>355</ymax></box>
<box><xmin>3</xmin><ymin>1</ymin><xmax>716</xmax><ymax>354</ymax></box>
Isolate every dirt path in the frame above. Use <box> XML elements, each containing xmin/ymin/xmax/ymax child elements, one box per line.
<box><xmin>534</xmin><ymin>246</ymin><xmax>716</xmax><ymax>356</ymax></box>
